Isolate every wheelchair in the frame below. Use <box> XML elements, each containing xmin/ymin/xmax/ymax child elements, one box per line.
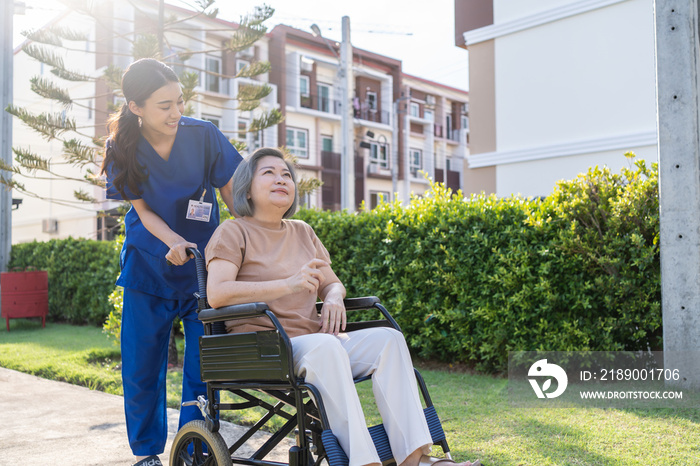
<box><xmin>169</xmin><ymin>248</ymin><xmax>454</xmax><ymax>466</ymax></box>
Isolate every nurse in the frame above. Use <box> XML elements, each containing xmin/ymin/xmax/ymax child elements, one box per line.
<box><xmin>101</xmin><ymin>58</ymin><xmax>242</xmax><ymax>466</ymax></box>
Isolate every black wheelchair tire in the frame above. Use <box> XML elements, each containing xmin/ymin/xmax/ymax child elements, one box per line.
<box><xmin>169</xmin><ymin>420</ymin><xmax>232</xmax><ymax>466</ymax></box>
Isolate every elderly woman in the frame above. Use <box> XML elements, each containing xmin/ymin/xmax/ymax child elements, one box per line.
<box><xmin>204</xmin><ymin>148</ymin><xmax>480</xmax><ymax>466</ymax></box>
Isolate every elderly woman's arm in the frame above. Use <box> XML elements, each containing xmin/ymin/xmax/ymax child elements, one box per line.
<box><xmin>207</xmin><ymin>257</ymin><xmax>330</xmax><ymax>309</ymax></box>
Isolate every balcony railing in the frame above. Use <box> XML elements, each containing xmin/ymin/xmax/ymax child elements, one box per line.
<box><xmin>355</xmin><ymin>108</ymin><xmax>390</xmax><ymax>125</ymax></box>
<box><xmin>300</xmin><ymin>93</ymin><xmax>341</xmax><ymax>116</ymax></box>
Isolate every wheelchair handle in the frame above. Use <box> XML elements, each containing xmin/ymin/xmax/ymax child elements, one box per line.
<box><xmin>186</xmin><ymin>247</ymin><xmax>207</xmax><ymax>302</ymax></box>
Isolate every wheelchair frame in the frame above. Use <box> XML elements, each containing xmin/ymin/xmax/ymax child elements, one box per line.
<box><xmin>169</xmin><ymin>248</ymin><xmax>452</xmax><ymax>466</ymax></box>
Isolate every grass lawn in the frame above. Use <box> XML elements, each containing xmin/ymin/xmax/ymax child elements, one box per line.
<box><xmin>1</xmin><ymin>319</ymin><xmax>699</xmax><ymax>465</ymax></box>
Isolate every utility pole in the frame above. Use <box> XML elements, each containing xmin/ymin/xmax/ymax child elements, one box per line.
<box><xmin>654</xmin><ymin>0</ymin><xmax>700</xmax><ymax>389</ymax></box>
<box><xmin>1</xmin><ymin>0</ymin><xmax>15</xmax><ymax>278</ymax></box>
<box><xmin>339</xmin><ymin>16</ymin><xmax>354</xmax><ymax>212</ymax></box>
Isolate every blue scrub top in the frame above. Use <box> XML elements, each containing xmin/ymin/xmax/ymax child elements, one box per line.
<box><xmin>106</xmin><ymin>116</ymin><xmax>242</xmax><ymax>300</ymax></box>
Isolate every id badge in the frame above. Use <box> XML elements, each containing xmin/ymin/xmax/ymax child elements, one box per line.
<box><xmin>186</xmin><ymin>199</ymin><xmax>213</xmax><ymax>222</ymax></box>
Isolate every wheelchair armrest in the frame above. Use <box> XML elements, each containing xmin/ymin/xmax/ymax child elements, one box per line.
<box><xmin>315</xmin><ymin>296</ymin><xmax>401</xmax><ymax>332</ymax></box>
<box><xmin>198</xmin><ymin>302</ymin><xmax>270</xmax><ymax>323</ymax></box>
<box><xmin>315</xmin><ymin>296</ymin><xmax>380</xmax><ymax>312</ymax></box>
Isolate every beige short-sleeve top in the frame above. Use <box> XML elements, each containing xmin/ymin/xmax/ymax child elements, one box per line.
<box><xmin>204</xmin><ymin>217</ymin><xmax>342</xmax><ymax>337</ymax></box>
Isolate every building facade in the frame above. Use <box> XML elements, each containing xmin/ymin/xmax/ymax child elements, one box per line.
<box><xmin>455</xmin><ymin>0</ymin><xmax>657</xmax><ymax>197</ymax></box>
<box><xmin>268</xmin><ymin>25</ymin><xmax>469</xmax><ymax>211</ymax></box>
<box><xmin>10</xmin><ymin>2</ymin><xmax>468</xmax><ymax>243</ymax></box>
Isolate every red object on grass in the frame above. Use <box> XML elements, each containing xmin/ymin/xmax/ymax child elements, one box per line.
<box><xmin>1</xmin><ymin>269</ymin><xmax>49</xmax><ymax>331</ymax></box>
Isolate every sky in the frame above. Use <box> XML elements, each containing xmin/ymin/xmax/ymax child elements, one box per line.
<box><xmin>14</xmin><ymin>0</ymin><xmax>469</xmax><ymax>91</ymax></box>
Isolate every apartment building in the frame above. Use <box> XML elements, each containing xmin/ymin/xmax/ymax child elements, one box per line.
<box><xmin>402</xmin><ymin>74</ymin><xmax>469</xmax><ymax>202</ymax></box>
<box><xmin>455</xmin><ymin>0</ymin><xmax>657</xmax><ymax>197</ymax></box>
<box><xmin>268</xmin><ymin>25</ymin><xmax>469</xmax><ymax>211</ymax></box>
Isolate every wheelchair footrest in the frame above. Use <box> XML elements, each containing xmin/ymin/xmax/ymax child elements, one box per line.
<box><xmin>322</xmin><ymin>406</ymin><xmax>447</xmax><ymax>466</ymax></box>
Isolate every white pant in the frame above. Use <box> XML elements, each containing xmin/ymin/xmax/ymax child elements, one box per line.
<box><xmin>291</xmin><ymin>327</ymin><xmax>433</xmax><ymax>466</ymax></box>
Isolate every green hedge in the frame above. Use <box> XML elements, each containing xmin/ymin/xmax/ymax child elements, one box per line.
<box><xmin>295</xmin><ymin>157</ymin><xmax>660</xmax><ymax>372</ymax></box>
<box><xmin>6</xmin><ymin>157</ymin><xmax>660</xmax><ymax>372</ymax></box>
<box><xmin>8</xmin><ymin>238</ymin><xmax>120</xmax><ymax>326</ymax></box>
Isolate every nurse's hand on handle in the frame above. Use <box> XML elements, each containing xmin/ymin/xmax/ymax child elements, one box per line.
<box><xmin>166</xmin><ymin>240</ymin><xmax>198</xmax><ymax>266</ymax></box>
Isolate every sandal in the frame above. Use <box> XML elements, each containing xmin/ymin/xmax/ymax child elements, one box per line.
<box><xmin>418</xmin><ymin>454</ymin><xmax>482</xmax><ymax>466</ymax></box>
<box><xmin>133</xmin><ymin>455</ymin><xmax>163</xmax><ymax>466</ymax></box>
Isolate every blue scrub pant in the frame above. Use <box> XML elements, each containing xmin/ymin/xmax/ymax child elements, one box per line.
<box><xmin>121</xmin><ymin>288</ymin><xmax>206</xmax><ymax>456</ymax></box>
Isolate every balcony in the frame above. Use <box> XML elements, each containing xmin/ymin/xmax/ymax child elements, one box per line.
<box><xmin>299</xmin><ymin>93</ymin><xmax>341</xmax><ymax>116</ymax></box>
<box><xmin>355</xmin><ymin>108</ymin><xmax>390</xmax><ymax>125</ymax></box>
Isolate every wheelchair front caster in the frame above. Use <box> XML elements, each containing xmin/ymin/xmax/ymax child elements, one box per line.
<box><xmin>170</xmin><ymin>420</ymin><xmax>232</xmax><ymax>466</ymax></box>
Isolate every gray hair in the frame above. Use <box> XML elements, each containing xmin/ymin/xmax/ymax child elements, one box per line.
<box><xmin>232</xmin><ymin>147</ymin><xmax>299</xmax><ymax>218</ymax></box>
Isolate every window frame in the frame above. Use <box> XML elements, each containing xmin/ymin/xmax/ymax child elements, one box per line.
<box><xmin>409</xmin><ymin>148</ymin><xmax>422</xmax><ymax>177</ymax></box>
<box><xmin>205</xmin><ymin>55</ymin><xmax>222</xmax><ymax>93</ymax></box>
<box><xmin>369</xmin><ymin>191</ymin><xmax>390</xmax><ymax>209</ymax></box>
<box><xmin>317</xmin><ymin>82</ymin><xmax>331</xmax><ymax>113</ymax></box>
<box><xmin>286</xmin><ymin>127</ymin><xmax>309</xmax><ymax>159</ymax></box>
<box><xmin>300</xmin><ymin>75</ymin><xmax>310</xmax><ymax>97</ymax></box>
<box><xmin>368</xmin><ymin>142</ymin><xmax>389</xmax><ymax>169</ymax></box>
<box><xmin>366</xmin><ymin>91</ymin><xmax>378</xmax><ymax>111</ymax></box>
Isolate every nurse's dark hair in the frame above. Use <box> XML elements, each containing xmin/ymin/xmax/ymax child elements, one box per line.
<box><xmin>233</xmin><ymin>148</ymin><xmax>298</xmax><ymax>219</ymax></box>
<box><xmin>100</xmin><ymin>58</ymin><xmax>179</xmax><ymax>199</ymax></box>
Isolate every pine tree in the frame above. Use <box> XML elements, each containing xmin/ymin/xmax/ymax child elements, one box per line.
<box><xmin>3</xmin><ymin>0</ymin><xmax>284</xmax><ymax>211</ymax></box>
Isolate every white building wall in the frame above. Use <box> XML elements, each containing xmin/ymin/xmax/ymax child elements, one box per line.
<box><xmin>496</xmin><ymin>144</ymin><xmax>657</xmax><ymax>197</ymax></box>
<box><xmin>466</xmin><ymin>0</ymin><xmax>656</xmax><ymax>197</ymax></box>
<box><xmin>495</xmin><ymin>0</ymin><xmax>655</xmax><ymax>152</ymax></box>
<box><xmin>12</xmin><ymin>9</ymin><xmax>102</xmax><ymax>244</ymax></box>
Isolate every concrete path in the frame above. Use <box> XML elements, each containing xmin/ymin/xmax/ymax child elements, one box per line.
<box><xmin>0</xmin><ymin>367</ymin><xmax>292</xmax><ymax>465</ymax></box>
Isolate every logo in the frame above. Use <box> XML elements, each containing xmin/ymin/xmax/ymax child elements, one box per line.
<box><xmin>528</xmin><ymin>359</ymin><xmax>568</xmax><ymax>399</ymax></box>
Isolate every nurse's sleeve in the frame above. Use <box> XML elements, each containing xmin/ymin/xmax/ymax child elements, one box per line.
<box><xmin>208</xmin><ymin>124</ymin><xmax>243</xmax><ymax>189</ymax></box>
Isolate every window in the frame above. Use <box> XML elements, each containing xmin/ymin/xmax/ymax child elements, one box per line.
<box><xmin>409</xmin><ymin>102</ymin><xmax>420</xmax><ymax>118</ymax></box>
<box><xmin>318</xmin><ymin>83</ymin><xmax>331</xmax><ymax>113</ymax></box>
<box><xmin>366</xmin><ymin>91</ymin><xmax>377</xmax><ymax>110</ymax></box>
<box><xmin>202</xmin><ymin>115</ymin><xmax>220</xmax><ymax>128</ymax></box>
<box><xmin>410</xmin><ymin>149</ymin><xmax>422</xmax><ymax>177</ymax></box>
<box><xmin>424</xmin><ymin>109</ymin><xmax>434</xmax><ymax>122</ymax></box>
<box><xmin>205</xmin><ymin>55</ymin><xmax>221</xmax><ymax>93</ymax></box>
<box><xmin>236</xmin><ymin>59</ymin><xmax>250</xmax><ymax>75</ymax></box>
<box><xmin>300</xmin><ymin>75</ymin><xmax>310</xmax><ymax>97</ymax></box>
<box><xmin>370</xmin><ymin>191</ymin><xmax>390</xmax><ymax>209</ymax></box>
<box><xmin>322</xmin><ymin>136</ymin><xmax>333</xmax><ymax>152</ymax></box>
<box><xmin>445</xmin><ymin>114</ymin><xmax>453</xmax><ymax>140</ymax></box>
<box><xmin>369</xmin><ymin>142</ymin><xmax>389</xmax><ymax>169</ymax></box>
<box><xmin>286</xmin><ymin>127</ymin><xmax>308</xmax><ymax>158</ymax></box>
<box><xmin>237</xmin><ymin>118</ymin><xmax>248</xmax><ymax>146</ymax></box>
<box><xmin>461</xmin><ymin>115</ymin><xmax>469</xmax><ymax>131</ymax></box>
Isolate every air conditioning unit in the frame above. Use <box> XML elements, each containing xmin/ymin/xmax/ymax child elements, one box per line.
<box><xmin>42</xmin><ymin>218</ymin><xmax>58</xmax><ymax>234</ymax></box>
<box><xmin>368</xmin><ymin>164</ymin><xmax>379</xmax><ymax>174</ymax></box>
<box><xmin>426</xmin><ymin>95</ymin><xmax>436</xmax><ymax>107</ymax></box>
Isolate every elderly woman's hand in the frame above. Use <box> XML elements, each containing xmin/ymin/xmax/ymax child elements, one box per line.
<box><xmin>320</xmin><ymin>287</ymin><xmax>346</xmax><ymax>335</ymax></box>
<box><xmin>286</xmin><ymin>258</ymin><xmax>328</xmax><ymax>295</ymax></box>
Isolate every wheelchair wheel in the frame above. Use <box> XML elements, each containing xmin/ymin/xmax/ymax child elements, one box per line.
<box><xmin>170</xmin><ymin>420</ymin><xmax>232</xmax><ymax>466</ymax></box>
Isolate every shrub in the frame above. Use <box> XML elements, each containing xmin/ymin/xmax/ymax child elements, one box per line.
<box><xmin>9</xmin><ymin>237</ymin><xmax>120</xmax><ymax>326</ymax></box>
<box><xmin>296</xmin><ymin>157</ymin><xmax>660</xmax><ymax>372</ymax></box>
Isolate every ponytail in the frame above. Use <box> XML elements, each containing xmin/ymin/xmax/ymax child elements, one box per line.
<box><xmin>101</xmin><ymin>104</ymin><xmax>147</xmax><ymax>200</ymax></box>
